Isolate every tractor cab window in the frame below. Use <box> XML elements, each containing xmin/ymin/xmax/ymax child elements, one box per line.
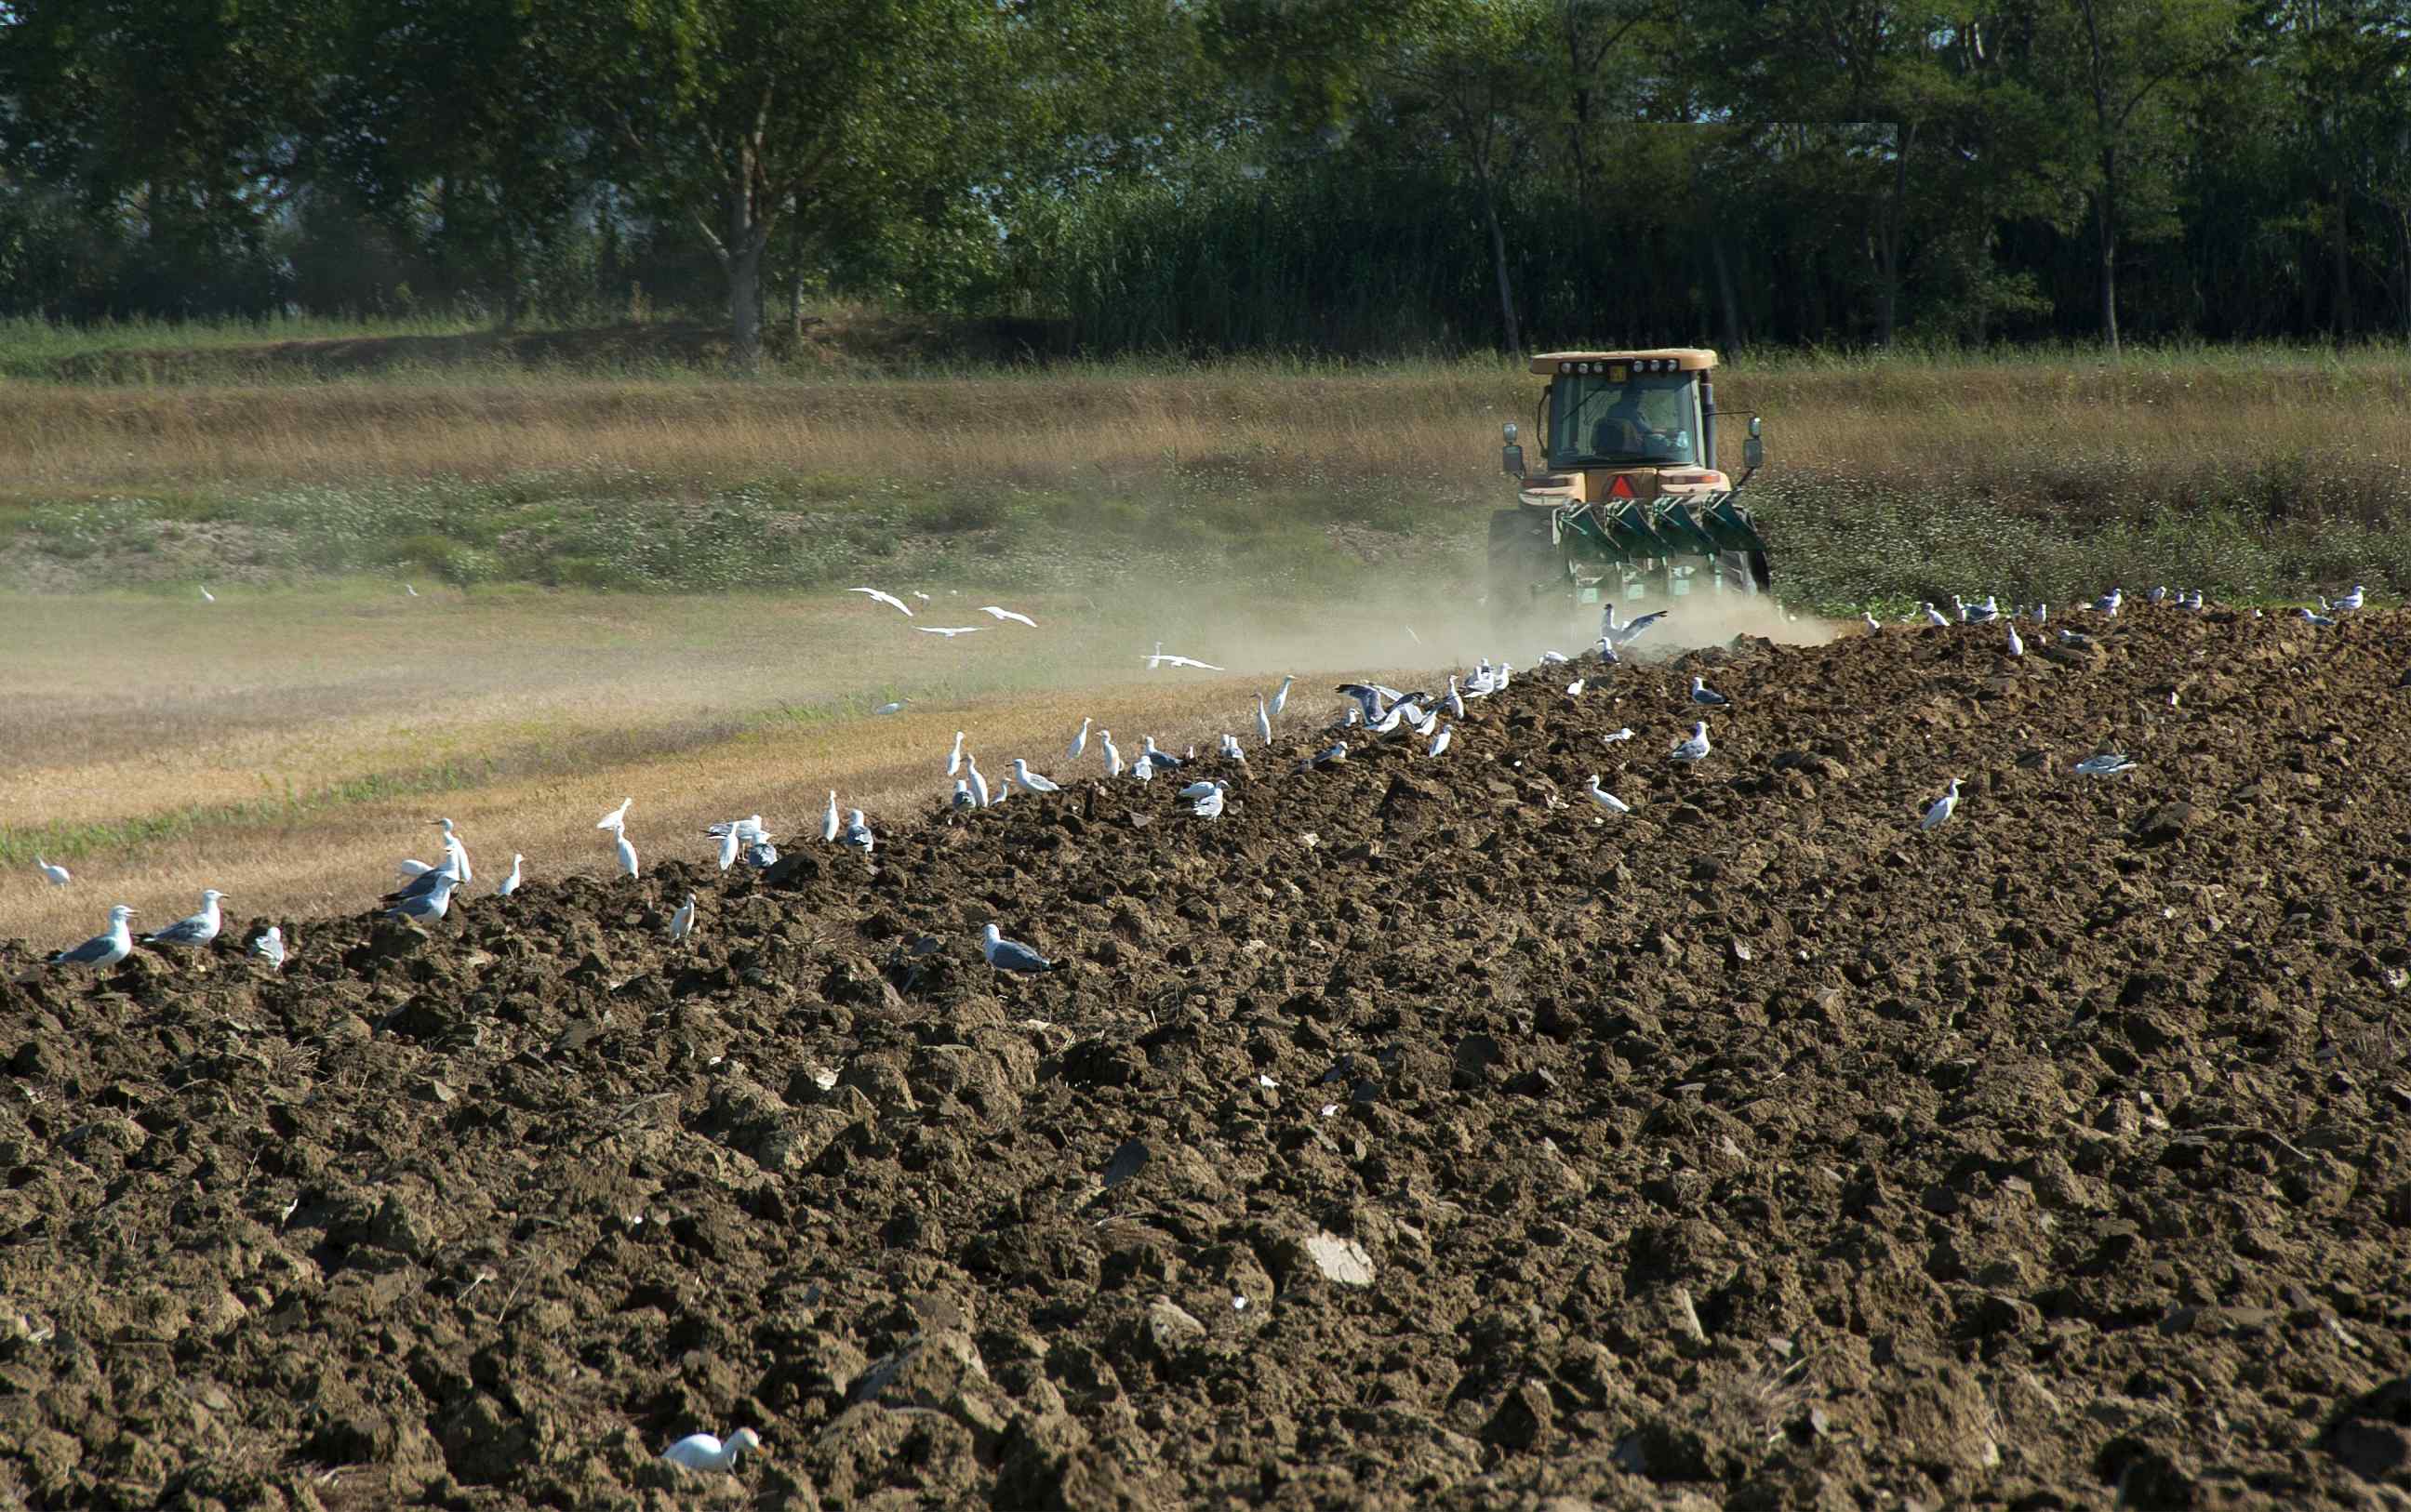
<box><xmin>1549</xmin><ymin>369</ymin><xmax>1699</xmax><ymax>469</ymax></box>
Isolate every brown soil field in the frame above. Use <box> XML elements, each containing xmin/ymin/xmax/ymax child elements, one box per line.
<box><xmin>6</xmin><ymin>604</ymin><xmax>2411</xmax><ymax>1508</ymax></box>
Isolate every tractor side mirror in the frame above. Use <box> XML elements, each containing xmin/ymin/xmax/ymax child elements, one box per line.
<box><xmin>1501</xmin><ymin>421</ymin><xmax>1525</xmax><ymax>478</ymax></box>
<box><xmin>1742</xmin><ymin>415</ymin><xmax>1765</xmax><ymax>471</ymax></box>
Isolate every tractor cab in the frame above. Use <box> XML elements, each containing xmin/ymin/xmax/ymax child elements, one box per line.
<box><xmin>1490</xmin><ymin>348</ymin><xmax>1771</xmax><ymax>620</ymax></box>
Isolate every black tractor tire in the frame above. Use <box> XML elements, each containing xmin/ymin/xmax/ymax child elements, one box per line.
<box><xmin>1487</xmin><ymin>507</ymin><xmax>1562</xmax><ymax>628</ymax></box>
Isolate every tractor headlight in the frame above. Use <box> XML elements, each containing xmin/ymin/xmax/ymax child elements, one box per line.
<box><xmin>1559</xmin><ymin>361</ymin><xmax>1573</xmax><ymax>373</ymax></box>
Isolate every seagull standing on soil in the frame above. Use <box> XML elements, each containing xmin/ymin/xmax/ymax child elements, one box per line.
<box><xmin>1671</xmin><ymin>722</ymin><xmax>1712</xmax><ymax>763</ymax></box>
<box><xmin>668</xmin><ymin>894</ymin><xmax>697</xmax><ymax>941</ymax></box>
<box><xmin>145</xmin><ymin>890</ymin><xmax>227</xmax><ymax>948</ymax></box>
<box><xmin>843</xmin><ymin>810</ymin><xmax>875</xmax><ymax>855</ymax></box>
<box><xmin>51</xmin><ymin>906</ymin><xmax>137</xmax><ymax>968</ymax></box>
<box><xmin>1141</xmin><ymin>736</ymin><xmax>1182</xmax><ymax>770</ymax></box>
<box><xmin>848</xmin><ymin>587</ymin><xmax>914</xmax><ymax>616</ymax></box>
<box><xmin>497</xmin><ymin>855</ymin><xmax>524</xmax><ymax>895</ymax></box>
<box><xmin>434</xmin><ymin>817</ymin><xmax>472</xmax><ymax>883</ymax></box>
<box><xmin>2336</xmin><ymin>585</ymin><xmax>2366</xmax><ymax>612</ymax></box>
<box><xmin>1585</xmin><ymin>776</ymin><xmax>1631</xmax><ymax>814</ymax></box>
<box><xmin>1921</xmin><ymin>602</ymin><xmax>1951</xmax><ymax>628</ymax></box>
<box><xmin>34</xmin><ymin>855</ymin><xmax>70</xmax><ymax>886</ymax></box>
<box><xmin>822</xmin><ymin>790</ymin><xmax>842</xmax><ymax>842</ymax></box>
<box><xmin>2005</xmin><ymin>622</ymin><xmax>2025</xmax><ymax>656</ymax></box>
<box><xmin>1445</xmin><ymin>677</ymin><xmax>1466</xmax><ymax>719</ymax></box>
<box><xmin>661</xmin><ymin>1429</ymin><xmax>761</xmax><ymax>1474</ymax></box>
<box><xmin>981</xmin><ymin>923</ymin><xmax>1057</xmax><ymax>974</ymax></box>
<box><xmin>1010</xmin><ymin>759</ymin><xmax>1060</xmax><ymax>795</ymax></box>
<box><xmin>979</xmin><ymin>605</ymin><xmax>1036</xmax><ymax>627</ymax></box>
<box><xmin>1863</xmin><ymin>612</ymin><xmax>1882</xmax><ymax>634</ymax></box>
<box><xmin>2091</xmin><ymin>588</ymin><xmax>2124</xmax><ymax>616</ymax></box>
<box><xmin>1300</xmin><ymin>741</ymin><xmax>1349</xmax><ymax>771</ymax></box>
<box><xmin>947</xmin><ymin>732</ymin><xmax>965</xmax><ymax>777</ymax></box>
<box><xmin>597</xmin><ymin>798</ymin><xmax>632</xmax><ymax>831</ymax></box>
<box><xmin>1921</xmin><ymin>778</ymin><xmax>1963</xmax><ymax>829</ymax></box>
<box><xmin>1188</xmin><ymin>782</ymin><xmax>1227</xmax><ymax>818</ymax></box>
<box><xmin>250</xmin><ymin>926</ymin><xmax>286</xmax><ymax>968</ymax></box>
<box><xmin>952</xmin><ymin>780</ymin><xmax>975</xmax><ymax>812</ymax></box>
<box><xmin>1690</xmin><ymin>676</ymin><xmax>1731</xmax><ymax>708</ymax></box>
<box><xmin>388</xmin><ymin>870</ymin><xmax>460</xmax><ymax>922</ymax></box>
<box><xmin>606</xmin><ymin>822</ymin><xmax>638</xmax><ymax>879</ymax></box>
<box><xmin>1067</xmin><ymin>718</ymin><xmax>1091</xmax><ymax>761</ymax></box>
<box><xmin>1565</xmin><ymin>679</ymin><xmax>1585</xmax><ymax>699</ymax></box>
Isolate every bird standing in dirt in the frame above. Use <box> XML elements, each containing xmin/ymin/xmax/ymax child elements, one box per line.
<box><xmin>1271</xmin><ymin>675</ymin><xmax>1295</xmax><ymax>720</ymax></box>
<box><xmin>388</xmin><ymin>871</ymin><xmax>460</xmax><ymax>922</ymax></box>
<box><xmin>1010</xmin><ymin>759</ymin><xmax>1060</xmax><ymax>795</ymax></box>
<box><xmin>1067</xmin><ymin>718</ymin><xmax>1091</xmax><ymax>760</ymax></box>
<box><xmin>251</xmin><ymin>926</ymin><xmax>286</xmax><ymax>968</ymax></box>
<box><xmin>2006</xmin><ymin>623</ymin><xmax>2024</xmax><ymax>657</ymax></box>
<box><xmin>947</xmin><ymin>731</ymin><xmax>965</xmax><ymax>776</ymax></box>
<box><xmin>1427</xmin><ymin>721</ymin><xmax>1452</xmax><ymax>758</ymax></box>
<box><xmin>145</xmin><ymin>890</ymin><xmax>228</xmax><ymax>948</ymax></box>
<box><xmin>1300</xmin><ymin>741</ymin><xmax>1349</xmax><ymax>771</ymax></box>
<box><xmin>1585</xmin><ymin>776</ymin><xmax>1630</xmax><ymax>814</ymax></box>
<box><xmin>1671</xmin><ymin>723</ymin><xmax>1712</xmax><ymax>763</ymax></box>
<box><xmin>843</xmin><ymin>810</ymin><xmax>875</xmax><ymax>855</ymax></box>
<box><xmin>606</xmin><ymin>822</ymin><xmax>638</xmax><ymax>879</ymax></box>
<box><xmin>51</xmin><ymin>906</ymin><xmax>136</xmax><ymax>968</ymax></box>
<box><xmin>1921</xmin><ymin>778</ymin><xmax>1963</xmax><ymax>829</ymax></box>
<box><xmin>981</xmin><ymin>923</ymin><xmax>1057</xmax><ymax>974</ymax></box>
<box><xmin>966</xmin><ymin>755</ymin><xmax>991</xmax><ymax>808</ymax></box>
<box><xmin>497</xmin><ymin>854</ymin><xmax>523</xmax><ymax>895</ymax></box>
<box><xmin>1256</xmin><ymin>695</ymin><xmax>1273</xmax><ymax>749</ymax></box>
<box><xmin>662</xmin><ymin>1428</ymin><xmax>761</xmax><ymax>1473</ymax></box>
<box><xmin>822</xmin><ymin>790</ymin><xmax>841</xmax><ymax>842</ymax></box>
<box><xmin>668</xmin><ymin>893</ymin><xmax>697</xmax><ymax>940</ymax></box>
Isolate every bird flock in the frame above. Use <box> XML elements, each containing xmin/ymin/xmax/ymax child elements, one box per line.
<box><xmin>33</xmin><ymin>577</ymin><xmax>2375</xmax><ymax>978</ymax></box>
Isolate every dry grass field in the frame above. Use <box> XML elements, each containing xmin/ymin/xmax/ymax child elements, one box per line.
<box><xmin>7</xmin><ymin>322</ymin><xmax>2409</xmax><ymax>952</ymax></box>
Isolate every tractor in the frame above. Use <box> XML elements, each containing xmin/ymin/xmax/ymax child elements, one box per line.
<box><xmin>1490</xmin><ymin>348</ymin><xmax>1770</xmax><ymax>626</ymax></box>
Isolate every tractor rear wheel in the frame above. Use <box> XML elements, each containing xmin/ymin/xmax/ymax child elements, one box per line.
<box><xmin>1487</xmin><ymin>507</ymin><xmax>1561</xmax><ymax>628</ymax></box>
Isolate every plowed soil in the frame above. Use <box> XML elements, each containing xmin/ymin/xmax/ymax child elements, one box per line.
<box><xmin>9</xmin><ymin>607</ymin><xmax>2411</xmax><ymax>1510</ymax></box>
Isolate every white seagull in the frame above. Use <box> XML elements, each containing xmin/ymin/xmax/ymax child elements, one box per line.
<box><xmin>843</xmin><ymin>809</ymin><xmax>875</xmax><ymax>855</ymax></box>
<box><xmin>1584</xmin><ymin>776</ymin><xmax>1631</xmax><ymax>814</ymax></box>
<box><xmin>1603</xmin><ymin>726</ymin><xmax>1635</xmax><ymax>743</ymax></box>
<box><xmin>1189</xmin><ymin>781</ymin><xmax>1227</xmax><ymax>818</ymax></box>
<box><xmin>848</xmin><ymin>587</ymin><xmax>914</xmax><ymax>616</ymax></box>
<box><xmin>1010</xmin><ymin>759</ymin><xmax>1060</xmax><ymax>794</ymax></box>
<box><xmin>2073</xmin><ymin>753</ymin><xmax>2138</xmax><ymax>776</ymax></box>
<box><xmin>1689</xmin><ymin>676</ymin><xmax>1730</xmax><ymax>708</ymax></box>
<box><xmin>2336</xmin><ymin>584</ymin><xmax>2366</xmax><ymax>612</ymax></box>
<box><xmin>51</xmin><ymin>906</ymin><xmax>137</xmax><ymax>968</ymax></box>
<box><xmin>952</xmin><ymin>780</ymin><xmax>975</xmax><ymax>811</ymax></box>
<box><xmin>1565</xmin><ymin>679</ymin><xmax>1585</xmax><ymax>698</ymax></box>
<box><xmin>2091</xmin><ymin>588</ymin><xmax>2124</xmax><ymax>616</ymax></box>
<box><xmin>1922</xmin><ymin>602</ymin><xmax>1951</xmax><ymax>628</ymax></box>
<box><xmin>668</xmin><ymin>893</ymin><xmax>697</xmax><ymax>940</ymax></box>
<box><xmin>661</xmin><ymin>1428</ymin><xmax>761</xmax><ymax>1474</ymax></box>
<box><xmin>250</xmin><ymin>926</ymin><xmax>286</xmax><ymax>968</ymax></box>
<box><xmin>916</xmin><ymin>625</ymin><xmax>981</xmax><ymax>638</ymax></box>
<box><xmin>1921</xmin><ymin>777</ymin><xmax>1962</xmax><ymax>829</ymax></box>
<box><xmin>1144</xmin><ymin>642</ymin><xmax>1225</xmax><ymax>671</ymax></box>
<box><xmin>979</xmin><ymin>605</ymin><xmax>1036</xmax><ymax>626</ymax></box>
<box><xmin>34</xmin><ymin>855</ymin><xmax>70</xmax><ymax>886</ymax></box>
<box><xmin>387</xmin><ymin>870</ymin><xmax>459</xmax><ymax>922</ymax></box>
<box><xmin>433</xmin><ymin>817</ymin><xmax>472</xmax><ymax>882</ymax></box>
<box><xmin>1671</xmin><ymin>722</ymin><xmax>1712</xmax><ymax>763</ymax></box>
<box><xmin>1300</xmin><ymin>741</ymin><xmax>1348</xmax><ymax>771</ymax></box>
<box><xmin>145</xmin><ymin>890</ymin><xmax>228</xmax><ymax>948</ymax></box>
<box><xmin>2006</xmin><ymin>623</ymin><xmax>2025</xmax><ymax>657</ymax></box>
<box><xmin>981</xmin><ymin>922</ymin><xmax>1057</xmax><ymax>974</ymax></box>
<box><xmin>872</xmin><ymin>698</ymin><xmax>909</xmax><ymax>715</ymax></box>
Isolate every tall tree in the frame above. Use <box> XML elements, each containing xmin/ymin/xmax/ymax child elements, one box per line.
<box><xmin>2030</xmin><ymin>0</ymin><xmax>2243</xmax><ymax>351</ymax></box>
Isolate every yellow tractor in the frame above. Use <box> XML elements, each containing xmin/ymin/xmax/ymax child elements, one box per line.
<box><xmin>1491</xmin><ymin>348</ymin><xmax>1769</xmax><ymax>624</ymax></box>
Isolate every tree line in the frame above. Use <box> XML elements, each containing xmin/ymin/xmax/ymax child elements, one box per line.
<box><xmin>2</xmin><ymin>0</ymin><xmax>2405</xmax><ymax>360</ymax></box>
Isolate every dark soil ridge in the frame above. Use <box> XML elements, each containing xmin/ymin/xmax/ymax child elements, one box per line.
<box><xmin>7</xmin><ymin>607</ymin><xmax>2411</xmax><ymax>1509</ymax></box>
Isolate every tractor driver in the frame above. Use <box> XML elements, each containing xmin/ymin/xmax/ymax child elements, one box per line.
<box><xmin>1592</xmin><ymin>389</ymin><xmax>1660</xmax><ymax>457</ymax></box>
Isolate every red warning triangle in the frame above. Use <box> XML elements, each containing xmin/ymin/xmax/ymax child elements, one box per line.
<box><xmin>1608</xmin><ymin>474</ymin><xmax>1636</xmax><ymax>498</ymax></box>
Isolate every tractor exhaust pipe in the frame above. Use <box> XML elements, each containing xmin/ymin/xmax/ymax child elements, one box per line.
<box><xmin>1700</xmin><ymin>371</ymin><xmax>1719</xmax><ymax>471</ymax></box>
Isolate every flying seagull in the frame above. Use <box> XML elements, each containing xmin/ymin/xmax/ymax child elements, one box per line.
<box><xmin>849</xmin><ymin>587</ymin><xmax>914</xmax><ymax>616</ymax></box>
<box><xmin>979</xmin><ymin>605</ymin><xmax>1036</xmax><ymax>626</ymax></box>
<box><xmin>915</xmin><ymin>625</ymin><xmax>981</xmax><ymax>638</ymax></box>
<box><xmin>1145</xmin><ymin>642</ymin><xmax>1225</xmax><ymax>670</ymax></box>
<box><xmin>596</xmin><ymin>798</ymin><xmax>631</xmax><ymax>830</ymax></box>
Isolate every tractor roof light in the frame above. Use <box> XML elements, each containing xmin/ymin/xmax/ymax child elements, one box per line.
<box><xmin>1559</xmin><ymin>361</ymin><xmax>1573</xmax><ymax>373</ymax></box>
